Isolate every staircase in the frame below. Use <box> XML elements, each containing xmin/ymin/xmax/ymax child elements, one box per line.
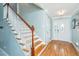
<box><xmin>3</xmin><ymin>3</ymin><xmax>45</xmax><ymax>56</ymax></box>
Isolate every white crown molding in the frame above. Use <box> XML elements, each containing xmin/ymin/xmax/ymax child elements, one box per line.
<box><xmin>52</xmin><ymin>15</ymin><xmax>72</xmax><ymax>20</ymax></box>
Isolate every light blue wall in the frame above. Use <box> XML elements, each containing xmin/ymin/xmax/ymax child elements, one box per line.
<box><xmin>0</xmin><ymin>4</ymin><xmax>24</xmax><ymax>56</ymax></box>
<box><xmin>72</xmin><ymin>30</ymin><xmax>79</xmax><ymax>44</ymax></box>
<box><xmin>0</xmin><ymin>4</ymin><xmax>3</xmax><ymax>21</ymax></box>
<box><xmin>52</xmin><ymin>16</ymin><xmax>72</xmax><ymax>43</ymax></box>
<box><xmin>72</xmin><ymin>14</ymin><xmax>79</xmax><ymax>48</ymax></box>
<box><xmin>19</xmin><ymin>4</ymin><xmax>51</xmax><ymax>43</ymax></box>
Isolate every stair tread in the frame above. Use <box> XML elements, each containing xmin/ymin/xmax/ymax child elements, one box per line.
<box><xmin>35</xmin><ymin>41</ymin><xmax>42</xmax><ymax>47</ymax></box>
<box><xmin>21</xmin><ymin>31</ymin><xmax>31</xmax><ymax>34</ymax></box>
<box><xmin>22</xmin><ymin>48</ymin><xmax>30</xmax><ymax>52</ymax></box>
<box><xmin>35</xmin><ymin>44</ymin><xmax>45</xmax><ymax>56</ymax></box>
<box><xmin>34</xmin><ymin>37</ymin><xmax>39</xmax><ymax>41</ymax></box>
<box><xmin>22</xmin><ymin>35</ymin><xmax>32</xmax><ymax>38</ymax></box>
<box><xmin>18</xmin><ymin>35</ymin><xmax>39</xmax><ymax>39</ymax></box>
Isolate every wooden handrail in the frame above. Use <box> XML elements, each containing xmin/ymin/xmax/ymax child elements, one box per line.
<box><xmin>31</xmin><ymin>25</ymin><xmax>35</xmax><ymax>56</ymax></box>
<box><xmin>4</xmin><ymin>3</ymin><xmax>35</xmax><ymax>56</ymax></box>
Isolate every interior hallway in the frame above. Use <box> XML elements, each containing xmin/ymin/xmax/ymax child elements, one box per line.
<box><xmin>0</xmin><ymin>3</ymin><xmax>79</xmax><ymax>56</ymax></box>
<box><xmin>40</xmin><ymin>40</ymin><xmax>79</xmax><ymax>56</ymax></box>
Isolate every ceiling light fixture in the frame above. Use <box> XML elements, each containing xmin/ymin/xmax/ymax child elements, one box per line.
<box><xmin>57</xmin><ymin>9</ymin><xmax>66</xmax><ymax>16</ymax></box>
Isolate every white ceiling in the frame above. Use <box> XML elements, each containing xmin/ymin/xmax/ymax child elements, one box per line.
<box><xmin>35</xmin><ymin>3</ymin><xmax>79</xmax><ymax>17</ymax></box>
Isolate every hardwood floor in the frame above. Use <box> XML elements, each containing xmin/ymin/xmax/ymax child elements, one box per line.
<box><xmin>40</xmin><ymin>40</ymin><xmax>79</xmax><ymax>56</ymax></box>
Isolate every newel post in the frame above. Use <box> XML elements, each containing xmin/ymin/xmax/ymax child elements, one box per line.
<box><xmin>31</xmin><ymin>25</ymin><xmax>35</xmax><ymax>56</ymax></box>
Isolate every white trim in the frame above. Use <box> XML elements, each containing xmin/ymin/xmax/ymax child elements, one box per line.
<box><xmin>72</xmin><ymin>42</ymin><xmax>79</xmax><ymax>52</ymax></box>
<box><xmin>52</xmin><ymin>15</ymin><xmax>72</xmax><ymax>20</ymax></box>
